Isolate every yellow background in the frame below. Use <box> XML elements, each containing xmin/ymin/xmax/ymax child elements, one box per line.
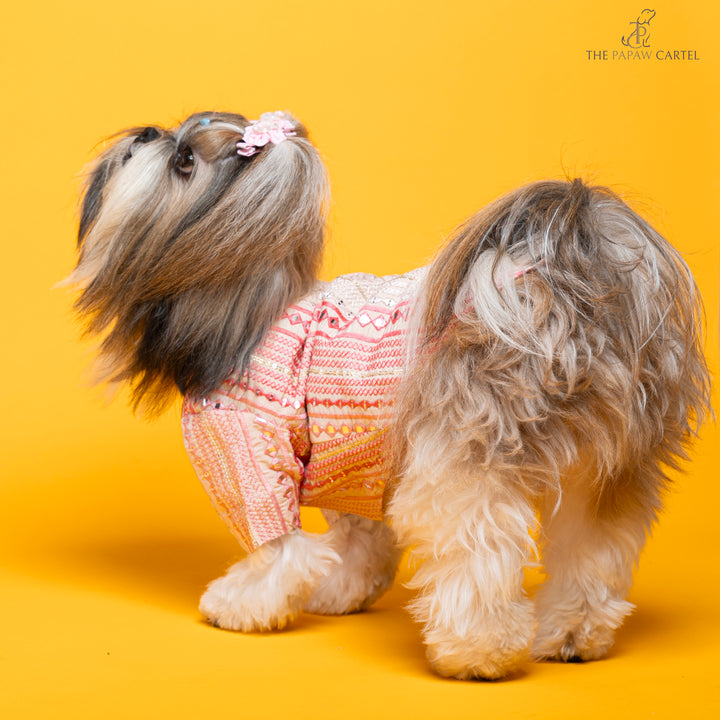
<box><xmin>1</xmin><ymin>1</ymin><xmax>718</xmax><ymax>717</ymax></box>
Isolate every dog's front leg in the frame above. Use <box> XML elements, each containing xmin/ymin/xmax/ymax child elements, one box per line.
<box><xmin>388</xmin><ymin>475</ymin><xmax>536</xmax><ymax>680</ymax></box>
<box><xmin>200</xmin><ymin>529</ymin><xmax>341</xmax><ymax>631</ymax></box>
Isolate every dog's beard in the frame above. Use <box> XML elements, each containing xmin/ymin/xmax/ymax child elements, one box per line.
<box><xmin>72</xmin><ymin>139</ymin><xmax>175</xmax><ymax>287</ymax></box>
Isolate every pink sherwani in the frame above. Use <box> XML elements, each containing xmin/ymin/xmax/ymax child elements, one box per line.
<box><xmin>182</xmin><ymin>270</ymin><xmax>423</xmax><ymax>551</ymax></box>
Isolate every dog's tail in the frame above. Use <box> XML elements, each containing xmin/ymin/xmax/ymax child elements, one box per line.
<box><xmin>68</xmin><ymin>112</ymin><xmax>329</xmax><ymax>413</ymax></box>
<box><xmin>391</xmin><ymin>179</ymin><xmax>711</xmax><ymax>496</ymax></box>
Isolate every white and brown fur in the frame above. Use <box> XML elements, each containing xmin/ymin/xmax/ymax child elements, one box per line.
<box><xmin>69</xmin><ymin>111</ymin><xmax>711</xmax><ymax>679</ymax></box>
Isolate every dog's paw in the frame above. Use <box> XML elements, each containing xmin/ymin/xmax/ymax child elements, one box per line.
<box><xmin>531</xmin><ymin>597</ymin><xmax>634</xmax><ymax>662</ymax></box>
<box><xmin>200</xmin><ymin>531</ymin><xmax>341</xmax><ymax>632</ymax></box>
<box><xmin>422</xmin><ymin>599</ymin><xmax>535</xmax><ymax>680</ymax></box>
<box><xmin>304</xmin><ymin>515</ymin><xmax>400</xmax><ymax>615</ymax></box>
<box><xmin>200</xmin><ymin>567</ymin><xmax>301</xmax><ymax>632</ymax></box>
<box><xmin>304</xmin><ymin>555</ymin><xmax>396</xmax><ymax>615</ymax></box>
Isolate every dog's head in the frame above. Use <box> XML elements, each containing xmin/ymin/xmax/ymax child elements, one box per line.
<box><xmin>70</xmin><ymin>111</ymin><xmax>329</xmax><ymax>411</ymax></box>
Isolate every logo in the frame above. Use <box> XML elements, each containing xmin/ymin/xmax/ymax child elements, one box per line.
<box><xmin>586</xmin><ymin>9</ymin><xmax>699</xmax><ymax>62</ymax></box>
<box><xmin>621</xmin><ymin>9</ymin><xmax>655</xmax><ymax>49</ymax></box>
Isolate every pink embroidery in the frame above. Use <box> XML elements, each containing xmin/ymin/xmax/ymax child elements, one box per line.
<box><xmin>182</xmin><ymin>271</ymin><xmax>422</xmax><ymax>551</ymax></box>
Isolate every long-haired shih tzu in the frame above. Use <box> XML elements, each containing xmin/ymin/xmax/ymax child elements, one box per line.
<box><xmin>68</xmin><ymin>110</ymin><xmax>711</xmax><ymax>680</ymax></box>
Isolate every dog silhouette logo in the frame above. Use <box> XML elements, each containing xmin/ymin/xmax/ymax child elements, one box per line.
<box><xmin>622</xmin><ymin>9</ymin><xmax>656</xmax><ymax>48</ymax></box>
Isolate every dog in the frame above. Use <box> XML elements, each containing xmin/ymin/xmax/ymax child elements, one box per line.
<box><xmin>68</xmin><ymin>110</ymin><xmax>711</xmax><ymax>679</ymax></box>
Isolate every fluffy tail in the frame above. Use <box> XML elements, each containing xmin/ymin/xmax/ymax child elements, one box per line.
<box><xmin>68</xmin><ymin>111</ymin><xmax>329</xmax><ymax>413</ymax></box>
<box><xmin>390</xmin><ymin>179</ymin><xmax>711</xmax><ymax>497</ymax></box>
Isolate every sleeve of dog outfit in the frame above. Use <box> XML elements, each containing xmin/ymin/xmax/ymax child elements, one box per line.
<box><xmin>181</xmin><ymin>302</ymin><xmax>316</xmax><ymax>553</ymax></box>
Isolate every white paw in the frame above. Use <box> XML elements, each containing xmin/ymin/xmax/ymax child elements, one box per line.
<box><xmin>304</xmin><ymin>515</ymin><xmax>400</xmax><ymax>615</ymax></box>
<box><xmin>200</xmin><ymin>570</ymin><xmax>299</xmax><ymax>631</ymax></box>
<box><xmin>200</xmin><ymin>531</ymin><xmax>340</xmax><ymax>632</ymax></box>
<box><xmin>303</xmin><ymin>553</ymin><xmax>397</xmax><ymax>615</ymax></box>
<box><xmin>423</xmin><ymin>599</ymin><xmax>535</xmax><ymax>680</ymax></box>
<box><xmin>532</xmin><ymin>595</ymin><xmax>634</xmax><ymax>662</ymax></box>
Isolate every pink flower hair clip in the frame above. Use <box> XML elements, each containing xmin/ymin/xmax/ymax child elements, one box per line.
<box><xmin>236</xmin><ymin>111</ymin><xmax>297</xmax><ymax>157</ymax></box>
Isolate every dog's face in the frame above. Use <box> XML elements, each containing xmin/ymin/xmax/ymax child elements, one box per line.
<box><xmin>75</xmin><ymin>113</ymin><xmax>262</xmax><ymax>282</ymax></box>
<box><xmin>70</xmin><ymin>112</ymin><xmax>328</xmax><ymax>411</ymax></box>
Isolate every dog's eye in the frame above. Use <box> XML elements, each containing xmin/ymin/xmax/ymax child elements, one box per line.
<box><xmin>173</xmin><ymin>145</ymin><xmax>195</xmax><ymax>177</ymax></box>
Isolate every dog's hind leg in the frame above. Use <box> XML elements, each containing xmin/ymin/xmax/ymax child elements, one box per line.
<box><xmin>199</xmin><ymin>529</ymin><xmax>341</xmax><ymax>632</ymax></box>
<box><xmin>304</xmin><ymin>511</ymin><xmax>401</xmax><ymax>615</ymax></box>
<box><xmin>532</xmin><ymin>467</ymin><xmax>658</xmax><ymax>662</ymax></box>
<box><xmin>388</xmin><ymin>473</ymin><xmax>537</xmax><ymax>680</ymax></box>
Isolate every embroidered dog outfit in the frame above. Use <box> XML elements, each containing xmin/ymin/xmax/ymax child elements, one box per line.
<box><xmin>182</xmin><ymin>270</ymin><xmax>423</xmax><ymax>551</ymax></box>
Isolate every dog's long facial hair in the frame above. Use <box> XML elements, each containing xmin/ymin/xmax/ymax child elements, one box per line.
<box><xmin>386</xmin><ymin>179</ymin><xmax>711</xmax><ymax>679</ymax></box>
<box><xmin>70</xmin><ymin>112</ymin><xmax>328</xmax><ymax>413</ymax></box>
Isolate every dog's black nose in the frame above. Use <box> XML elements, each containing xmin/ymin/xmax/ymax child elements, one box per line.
<box><xmin>136</xmin><ymin>126</ymin><xmax>161</xmax><ymax>144</ymax></box>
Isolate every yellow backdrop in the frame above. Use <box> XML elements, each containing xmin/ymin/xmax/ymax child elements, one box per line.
<box><xmin>1</xmin><ymin>1</ymin><xmax>718</xmax><ymax>718</ymax></box>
